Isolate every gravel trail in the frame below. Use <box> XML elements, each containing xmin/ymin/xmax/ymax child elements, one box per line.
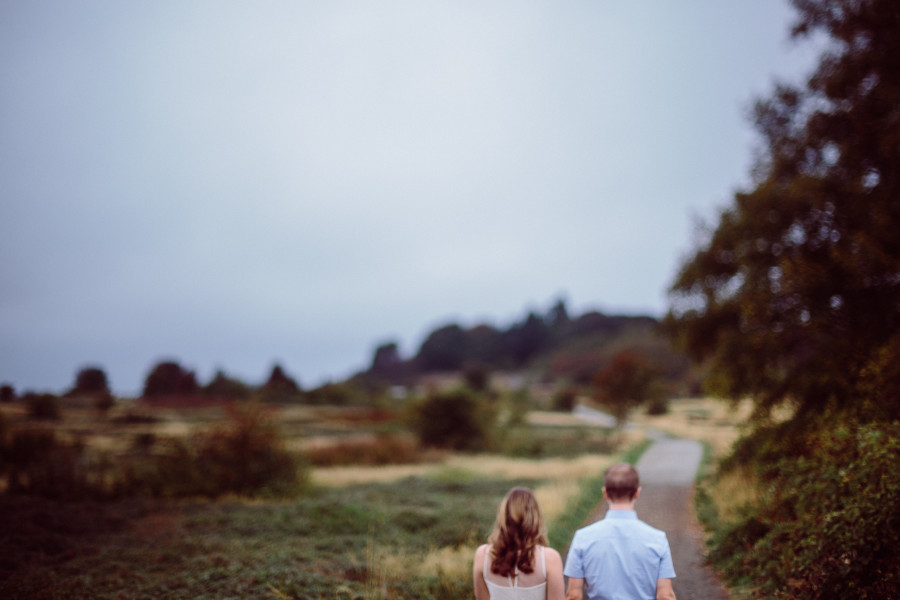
<box><xmin>570</xmin><ymin>410</ymin><xmax>731</xmax><ymax>600</ymax></box>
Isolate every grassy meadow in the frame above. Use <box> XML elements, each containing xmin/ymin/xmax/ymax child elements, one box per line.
<box><xmin>0</xmin><ymin>395</ymin><xmax>733</xmax><ymax>599</ymax></box>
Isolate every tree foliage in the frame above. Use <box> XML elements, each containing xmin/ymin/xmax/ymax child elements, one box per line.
<box><xmin>202</xmin><ymin>369</ymin><xmax>251</xmax><ymax>400</ymax></box>
<box><xmin>143</xmin><ymin>361</ymin><xmax>199</xmax><ymax>398</ymax></box>
<box><xmin>593</xmin><ymin>350</ymin><xmax>660</xmax><ymax>427</ymax></box>
<box><xmin>260</xmin><ymin>363</ymin><xmax>301</xmax><ymax>401</ymax></box>
<box><xmin>411</xmin><ymin>388</ymin><xmax>496</xmax><ymax>451</ymax></box>
<box><xmin>707</xmin><ymin>421</ymin><xmax>900</xmax><ymax>599</ymax></box>
<box><xmin>153</xmin><ymin>402</ymin><xmax>306</xmax><ymax>498</ymax></box>
<box><xmin>0</xmin><ymin>384</ymin><xmax>16</xmax><ymax>403</ymax></box>
<box><xmin>369</xmin><ymin>341</ymin><xmax>403</xmax><ymax>376</ymax></box>
<box><xmin>71</xmin><ymin>366</ymin><xmax>110</xmax><ymax>397</ymax></box>
<box><xmin>416</xmin><ymin>324</ymin><xmax>469</xmax><ymax>371</ymax></box>
<box><xmin>666</xmin><ymin>0</ymin><xmax>900</xmax><ymax>420</ymax></box>
<box><xmin>24</xmin><ymin>393</ymin><xmax>60</xmax><ymax>420</ymax></box>
<box><xmin>669</xmin><ymin>2</ymin><xmax>900</xmax><ymax>597</ymax></box>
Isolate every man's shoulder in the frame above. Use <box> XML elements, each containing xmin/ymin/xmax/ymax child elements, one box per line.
<box><xmin>632</xmin><ymin>518</ymin><xmax>669</xmax><ymax>539</ymax></box>
<box><xmin>575</xmin><ymin>514</ymin><xmax>669</xmax><ymax>539</ymax></box>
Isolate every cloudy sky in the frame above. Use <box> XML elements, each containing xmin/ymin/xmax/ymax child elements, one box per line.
<box><xmin>1</xmin><ymin>1</ymin><xmax>822</xmax><ymax>395</ymax></box>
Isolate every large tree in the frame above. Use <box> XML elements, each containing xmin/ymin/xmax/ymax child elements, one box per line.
<box><xmin>143</xmin><ymin>361</ymin><xmax>199</xmax><ymax>398</ymax></box>
<box><xmin>666</xmin><ymin>0</ymin><xmax>900</xmax><ymax>420</ymax></box>
<box><xmin>71</xmin><ymin>366</ymin><xmax>110</xmax><ymax>397</ymax></box>
<box><xmin>415</xmin><ymin>323</ymin><xmax>468</xmax><ymax>371</ymax></box>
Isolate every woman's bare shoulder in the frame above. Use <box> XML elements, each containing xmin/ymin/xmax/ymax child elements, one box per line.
<box><xmin>474</xmin><ymin>544</ymin><xmax>490</xmax><ymax>560</ymax></box>
<box><xmin>543</xmin><ymin>546</ymin><xmax>563</xmax><ymax>565</ymax></box>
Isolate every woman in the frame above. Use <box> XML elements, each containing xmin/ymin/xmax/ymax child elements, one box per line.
<box><xmin>473</xmin><ymin>487</ymin><xmax>565</xmax><ymax>600</ymax></box>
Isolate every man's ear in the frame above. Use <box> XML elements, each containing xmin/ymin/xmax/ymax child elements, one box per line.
<box><xmin>633</xmin><ymin>486</ymin><xmax>642</xmax><ymax>501</ymax></box>
<box><xmin>602</xmin><ymin>486</ymin><xmax>609</xmax><ymax>500</ymax></box>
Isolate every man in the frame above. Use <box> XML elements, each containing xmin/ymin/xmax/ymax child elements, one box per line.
<box><xmin>564</xmin><ymin>463</ymin><xmax>676</xmax><ymax>600</ymax></box>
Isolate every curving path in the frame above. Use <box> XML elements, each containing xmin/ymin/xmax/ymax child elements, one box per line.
<box><xmin>572</xmin><ymin>409</ymin><xmax>731</xmax><ymax>600</ymax></box>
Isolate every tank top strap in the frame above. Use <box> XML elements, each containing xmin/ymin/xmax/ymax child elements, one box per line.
<box><xmin>540</xmin><ymin>545</ymin><xmax>546</xmax><ymax>579</ymax></box>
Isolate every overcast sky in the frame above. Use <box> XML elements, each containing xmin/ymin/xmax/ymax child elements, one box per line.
<box><xmin>1</xmin><ymin>1</ymin><xmax>822</xmax><ymax>395</ymax></box>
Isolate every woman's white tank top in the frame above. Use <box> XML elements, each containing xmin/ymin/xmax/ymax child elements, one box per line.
<box><xmin>483</xmin><ymin>546</ymin><xmax>548</xmax><ymax>600</ymax></box>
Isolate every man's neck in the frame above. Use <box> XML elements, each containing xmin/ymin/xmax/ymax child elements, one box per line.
<box><xmin>607</xmin><ymin>501</ymin><xmax>636</xmax><ymax>511</ymax></box>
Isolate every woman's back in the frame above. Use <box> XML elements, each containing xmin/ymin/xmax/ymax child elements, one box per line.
<box><xmin>472</xmin><ymin>488</ymin><xmax>565</xmax><ymax>600</ymax></box>
<box><xmin>481</xmin><ymin>544</ymin><xmax>548</xmax><ymax>600</ymax></box>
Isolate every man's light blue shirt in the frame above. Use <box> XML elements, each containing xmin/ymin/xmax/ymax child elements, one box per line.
<box><xmin>564</xmin><ymin>509</ymin><xmax>676</xmax><ymax>600</ymax></box>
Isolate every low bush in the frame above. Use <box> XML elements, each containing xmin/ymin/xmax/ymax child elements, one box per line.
<box><xmin>552</xmin><ymin>386</ymin><xmax>578</xmax><ymax>412</ymax></box>
<box><xmin>0</xmin><ymin>428</ymin><xmax>94</xmax><ymax>498</ymax></box>
<box><xmin>410</xmin><ymin>388</ymin><xmax>498</xmax><ymax>451</ymax></box>
<box><xmin>24</xmin><ymin>393</ymin><xmax>59</xmax><ymax>420</ymax></box>
<box><xmin>644</xmin><ymin>395</ymin><xmax>669</xmax><ymax>415</ymax></box>
<box><xmin>705</xmin><ymin>420</ymin><xmax>900</xmax><ymax>599</ymax></box>
<box><xmin>304</xmin><ymin>381</ymin><xmax>367</xmax><ymax>405</ymax></box>
<box><xmin>0</xmin><ymin>384</ymin><xmax>15</xmax><ymax>402</ymax></box>
<box><xmin>1</xmin><ymin>402</ymin><xmax>308</xmax><ymax>500</ymax></box>
<box><xmin>148</xmin><ymin>402</ymin><xmax>309</xmax><ymax>498</ymax></box>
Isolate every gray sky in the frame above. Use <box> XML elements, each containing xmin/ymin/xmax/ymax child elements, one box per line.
<box><xmin>1</xmin><ymin>1</ymin><xmax>821</xmax><ymax>395</ymax></box>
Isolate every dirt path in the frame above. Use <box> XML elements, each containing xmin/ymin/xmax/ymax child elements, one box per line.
<box><xmin>570</xmin><ymin>411</ymin><xmax>731</xmax><ymax>599</ymax></box>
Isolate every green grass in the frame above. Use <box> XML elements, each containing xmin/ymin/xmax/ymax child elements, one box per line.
<box><xmin>0</xmin><ymin>442</ymin><xmax>657</xmax><ymax>599</ymax></box>
<box><xmin>0</xmin><ymin>475</ymin><xmax>546</xmax><ymax>599</ymax></box>
<box><xmin>498</xmin><ymin>424</ymin><xmax>618</xmax><ymax>458</ymax></box>
<box><xmin>0</xmin><ymin>402</ymin><xmax>653</xmax><ymax>599</ymax></box>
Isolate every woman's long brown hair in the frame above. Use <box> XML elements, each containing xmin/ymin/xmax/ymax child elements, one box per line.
<box><xmin>487</xmin><ymin>487</ymin><xmax>548</xmax><ymax>578</ymax></box>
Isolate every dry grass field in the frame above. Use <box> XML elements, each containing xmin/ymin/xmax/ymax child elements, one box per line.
<box><xmin>0</xmin><ymin>394</ymin><xmax>749</xmax><ymax>598</ymax></box>
<box><xmin>628</xmin><ymin>397</ymin><xmax>754</xmax><ymax>458</ymax></box>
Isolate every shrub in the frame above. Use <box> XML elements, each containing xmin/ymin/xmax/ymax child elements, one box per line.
<box><xmin>644</xmin><ymin>395</ymin><xmax>669</xmax><ymax>415</ymax></box>
<box><xmin>143</xmin><ymin>360</ymin><xmax>198</xmax><ymax>397</ymax></box>
<box><xmin>305</xmin><ymin>382</ymin><xmax>366</xmax><ymax>406</ymax></box>
<box><xmin>462</xmin><ymin>361</ymin><xmax>491</xmax><ymax>392</ymax></box>
<box><xmin>93</xmin><ymin>393</ymin><xmax>115</xmax><ymax>415</ymax></box>
<box><xmin>0</xmin><ymin>384</ymin><xmax>15</xmax><ymax>402</ymax></box>
<box><xmin>151</xmin><ymin>402</ymin><xmax>309</xmax><ymax>498</ymax></box>
<box><xmin>24</xmin><ymin>393</ymin><xmax>60</xmax><ymax>420</ymax></box>
<box><xmin>593</xmin><ymin>350</ymin><xmax>659</xmax><ymax>427</ymax></box>
<box><xmin>259</xmin><ymin>364</ymin><xmax>301</xmax><ymax>402</ymax></box>
<box><xmin>202</xmin><ymin>369</ymin><xmax>251</xmax><ymax>400</ymax></box>
<box><xmin>706</xmin><ymin>421</ymin><xmax>900</xmax><ymax>599</ymax></box>
<box><xmin>552</xmin><ymin>386</ymin><xmax>578</xmax><ymax>412</ymax></box>
<box><xmin>0</xmin><ymin>428</ymin><xmax>93</xmax><ymax>498</ymax></box>
<box><xmin>411</xmin><ymin>388</ymin><xmax>497</xmax><ymax>451</ymax></box>
<box><xmin>71</xmin><ymin>366</ymin><xmax>110</xmax><ymax>396</ymax></box>
<box><xmin>504</xmin><ymin>388</ymin><xmax>531</xmax><ymax>427</ymax></box>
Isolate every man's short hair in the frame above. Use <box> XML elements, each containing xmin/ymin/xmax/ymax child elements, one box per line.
<box><xmin>604</xmin><ymin>463</ymin><xmax>639</xmax><ymax>501</ymax></box>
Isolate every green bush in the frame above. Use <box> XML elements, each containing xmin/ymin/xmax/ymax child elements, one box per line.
<box><xmin>644</xmin><ymin>395</ymin><xmax>669</xmax><ymax>416</ymax></box>
<box><xmin>304</xmin><ymin>381</ymin><xmax>367</xmax><ymax>405</ymax></box>
<box><xmin>71</xmin><ymin>366</ymin><xmax>110</xmax><ymax>397</ymax></box>
<box><xmin>0</xmin><ymin>428</ymin><xmax>93</xmax><ymax>498</ymax></box>
<box><xmin>24</xmin><ymin>393</ymin><xmax>60</xmax><ymax>420</ymax></box>
<box><xmin>552</xmin><ymin>386</ymin><xmax>578</xmax><ymax>412</ymax></box>
<box><xmin>0</xmin><ymin>403</ymin><xmax>308</xmax><ymax>500</ymax></box>
<box><xmin>1</xmin><ymin>384</ymin><xmax>16</xmax><ymax>402</ymax></box>
<box><xmin>93</xmin><ymin>393</ymin><xmax>115</xmax><ymax>415</ymax></box>
<box><xmin>411</xmin><ymin>388</ymin><xmax>497</xmax><ymax>451</ymax></box>
<box><xmin>707</xmin><ymin>421</ymin><xmax>900</xmax><ymax>599</ymax></box>
<box><xmin>150</xmin><ymin>402</ymin><xmax>309</xmax><ymax>498</ymax></box>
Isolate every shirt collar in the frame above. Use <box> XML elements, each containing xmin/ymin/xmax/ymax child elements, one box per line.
<box><xmin>605</xmin><ymin>509</ymin><xmax>638</xmax><ymax>519</ymax></box>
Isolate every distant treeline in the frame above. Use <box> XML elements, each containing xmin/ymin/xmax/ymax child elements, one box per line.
<box><xmin>0</xmin><ymin>299</ymin><xmax>692</xmax><ymax>404</ymax></box>
<box><xmin>359</xmin><ymin>299</ymin><xmax>691</xmax><ymax>390</ymax></box>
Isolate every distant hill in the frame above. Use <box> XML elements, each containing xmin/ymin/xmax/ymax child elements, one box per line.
<box><xmin>354</xmin><ymin>299</ymin><xmax>693</xmax><ymax>392</ymax></box>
